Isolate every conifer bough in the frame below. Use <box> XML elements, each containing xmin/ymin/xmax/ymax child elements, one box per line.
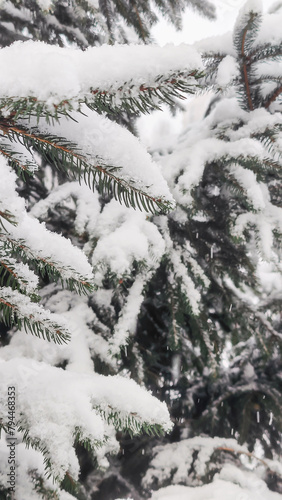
<box><xmin>0</xmin><ymin>41</ymin><xmax>203</xmax><ymax>214</ymax></box>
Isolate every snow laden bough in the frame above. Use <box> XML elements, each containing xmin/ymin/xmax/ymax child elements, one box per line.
<box><xmin>0</xmin><ymin>358</ymin><xmax>172</xmax><ymax>497</ymax></box>
<box><xmin>144</xmin><ymin>437</ymin><xmax>282</xmax><ymax>500</ymax></box>
<box><xmin>0</xmin><ymin>41</ymin><xmax>203</xmax><ymax>342</ymax></box>
<box><xmin>0</xmin><ymin>41</ymin><xmax>202</xmax><ymax>495</ymax></box>
<box><xmin>154</xmin><ymin>0</ymin><xmax>282</xmax><ymax>345</ymax></box>
<box><xmin>0</xmin><ymin>41</ymin><xmax>203</xmax><ymax>213</ymax></box>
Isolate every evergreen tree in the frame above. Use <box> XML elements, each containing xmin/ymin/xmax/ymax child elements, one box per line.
<box><xmin>0</xmin><ymin>38</ymin><xmax>204</xmax><ymax>499</ymax></box>
<box><xmin>47</xmin><ymin>2</ymin><xmax>282</xmax><ymax>498</ymax></box>
<box><xmin>123</xmin><ymin>1</ymin><xmax>282</xmax><ymax>498</ymax></box>
<box><xmin>2</xmin><ymin>0</ymin><xmax>282</xmax><ymax>500</ymax></box>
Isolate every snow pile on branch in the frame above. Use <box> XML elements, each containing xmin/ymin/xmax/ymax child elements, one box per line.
<box><xmin>0</xmin><ymin>358</ymin><xmax>172</xmax><ymax>483</ymax></box>
<box><xmin>0</xmin><ymin>436</ymin><xmax>77</xmax><ymax>500</ymax></box>
<box><xmin>9</xmin><ymin>212</ymin><xmax>93</xmax><ymax>281</ymax></box>
<box><xmin>146</xmin><ymin>437</ymin><xmax>282</xmax><ymax>500</ymax></box>
<box><xmin>28</xmin><ymin>107</ymin><xmax>174</xmax><ymax>204</ymax></box>
<box><xmin>149</xmin><ymin>476</ymin><xmax>281</xmax><ymax>500</ymax></box>
<box><xmin>0</xmin><ymin>41</ymin><xmax>203</xmax><ymax>105</ymax></box>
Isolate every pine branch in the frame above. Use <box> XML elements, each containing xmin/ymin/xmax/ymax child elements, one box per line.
<box><xmin>0</xmin><ymin>256</ymin><xmax>38</xmax><ymax>294</ymax></box>
<box><xmin>0</xmin><ymin>209</ymin><xmax>16</xmax><ymax>227</ymax></box>
<box><xmin>0</xmin><ymin>140</ymin><xmax>38</xmax><ymax>177</ymax></box>
<box><xmin>0</xmin><ymin>69</ymin><xmax>203</xmax><ymax>121</ymax></box>
<box><xmin>0</xmin><ymin>121</ymin><xmax>173</xmax><ymax>214</ymax></box>
<box><xmin>29</xmin><ymin>470</ymin><xmax>61</xmax><ymax>500</ymax></box>
<box><xmin>250</xmin><ymin>127</ymin><xmax>282</xmax><ymax>158</ymax></box>
<box><xmin>97</xmin><ymin>406</ymin><xmax>166</xmax><ymax>437</ymax></box>
<box><xmin>201</xmin><ymin>53</ymin><xmax>226</xmax><ymax>82</ymax></box>
<box><xmin>241</xmin><ymin>24</ymin><xmax>254</xmax><ymax>111</ymax></box>
<box><xmin>0</xmin><ymin>287</ymin><xmax>70</xmax><ymax>344</ymax></box>
<box><xmin>17</xmin><ymin>425</ymin><xmax>82</xmax><ymax>485</ymax></box>
<box><xmin>234</xmin><ymin>9</ymin><xmax>262</xmax><ymax>57</ymax></box>
<box><xmin>0</xmin><ymin>234</ymin><xmax>94</xmax><ymax>295</ymax></box>
<box><xmin>218</xmin><ymin>153</ymin><xmax>282</xmax><ymax>180</ymax></box>
<box><xmin>249</xmin><ymin>42</ymin><xmax>282</xmax><ymax>64</ymax></box>
<box><xmin>99</xmin><ymin>0</ymin><xmax>114</xmax><ymax>39</ymax></box>
<box><xmin>189</xmin><ymin>0</ymin><xmax>216</xmax><ymax>20</ymax></box>
<box><xmin>265</xmin><ymin>84</ymin><xmax>282</xmax><ymax>109</ymax></box>
<box><xmin>114</xmin><ymin>0</ymin><xmax>153</xmax><ymax>40</ymax></box>
<box><xmin>215</xmin><ymin>446</ymin><xmax>281</xmax><ymax>475</ymax></box>
<box><xmin>88</xmin><ymin>70</ymin><xmax>203</xmax><ymax>114</ymax></box>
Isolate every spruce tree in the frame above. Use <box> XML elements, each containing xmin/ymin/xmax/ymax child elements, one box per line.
<box><xmin>0</xmin><ymin>21</ymin><xmax>206</xmax><ymax>500</ymax></box>
<box><xmin>58</xmin><ymin>2</ymin><xmax>282</xmax><ymax>498</ymax></box>
<box><xmin>0</xmin><ymin>1</ymin><xmax>217</xmax><ymax>498</ymax></box>
<box><xmin>2</xmin><ymin>0</ymin><xmax>282</xmax><ymax>499</ymax></box>
<box><xmin>127</xmin><ymin>1</ymin><xmax>282</xmax><ymax>498</ymax></box>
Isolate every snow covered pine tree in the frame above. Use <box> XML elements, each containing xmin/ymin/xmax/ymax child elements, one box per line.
<box><xmin>0</xmin><ymin>31</ymin><xmax>206</xmax><ymax>499</ymax></box>
<box><xmin>126</xmin><ymin>2</ymin><xmax>282</xmax><ymax>499</ymax></box>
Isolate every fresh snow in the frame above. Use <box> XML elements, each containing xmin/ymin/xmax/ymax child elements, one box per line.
<box><xmin>0</xmin><ymin>41</ymin><xmax>203</xmax><ymax>105</ymax></box>
<box><xmin>0</xmin><ymin>287</ymin><xmax>70</xmax><ymax>339</ymax></box>
<box><xmin>8</xmin><ymin>212</ymin><xmax>94</xmax><ymax>280</ymax></box>
<box><xmin>146</xmin><ymin>437</ymin><xmax>282</xmax><ymax>500</ymax></box>
<box><xmin>0</xmin><ymin>358</ymin><xmax>172</xmax><ymax>482</ymax></box>
<box><xmin>29</xmin><ymin>105</ymin><xmax>174</xmax><ymax>203</ymax></box>
<box><xmin>149</xmin><ymin>478</ymin><xmax>281</xmax><ymax>500</ymax></box>
<box><xmin>90</xmin><ymin>199</ymin><xmax>165</xmax><ymax>279</ymax></box>
<box><xmin>0</xmin><ymin>156</ymin><xmax>25</xmax><ymax>221</ymax></box>
<box><xmin>0</xmin><ymin>436</ymin><xmax>77</xmax><ymax>500</ymax></box>
<box><xmin>0</xmin><ymin>155</ymin><xmax>94</xmax><ymax>285</ymax></box>
<box><xmin>144</xmin><ymin>436</ymin><xmax>253</xmax><ymax>488</ymax></box>
<box><xmin>1</xmin><ymin>3</ymin><xmax>282</xmax><ymax>498</ymax></box>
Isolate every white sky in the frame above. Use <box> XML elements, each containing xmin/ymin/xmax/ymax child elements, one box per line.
<box><xmin>152</xmin><ymin>0</ymin><xmax>275</xmax><ymax>45</ymax></box>
<box><xmin>138</xmin><ymin>0</ymin><xmax>277</xmax><ymax>149</ymax></box>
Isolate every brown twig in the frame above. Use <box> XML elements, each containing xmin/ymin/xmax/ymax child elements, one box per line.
<box><xmin>265</xmin><ymin>85</ymin><xmax>282</xmax><ymax>109</ymax></box>
<box><xmin>216</xmin><ymin>446</ymin><xmax>278</xmax><ymax>475</ymax></box>
<box><xmin>241</xmin><ymin>27</ymin><xmax>253</xmax><ymax>110</ymax></box>
<box><xmin>0</xmin><ymin>260</ymin><xmax>18</xmax><ymax>279</ymax></box>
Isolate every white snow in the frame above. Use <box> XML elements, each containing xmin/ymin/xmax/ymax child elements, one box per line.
<box><xmin>29</xmin><ymin>106</ymin><xmax>174</xmax><ymax>203</ymax></box>
<box><xmin>216</xmin><ymin>55</ymin><xmax>239</xmax><ymax>87</ymax></box>
<box><xmin>31</xmin><ymin>181</ymin><xmax>101</xmax><ymax>236</ymax></box>
<box><xmin>8</xmin><ymin>212</ymin><xmax>94</xmax><ymax>281</ymax></box>
<box><xmin>0</xmin><ymin>156</ymin><xmax>25</xmax><ymax>222</ymax></box>
<box><xmin>146</xmin><ymin>437</ymin><xmax>282</xmax><ymax>500</ymax></box>
<box><xmin>0</xmin><ymin>287</ymin><xmax>70</xmax><ymax>341</ymax></box>
<box><xmin>144</xmin><ymin>436</ymin><xmax>251</xmax><ymax>488</ymax></box>
<box><xmin>0</xmin><ymin>358</ymin><xmax>172</xmax><ymax>480</ymax></box>
<box><xmin>0</xmin><ymin>436</ymin><xmax>77</xmax><ymax>500</ymax></box>
<box><xmin>91</xmin><ymin>200</ymin><xmax>165</xmax><ymax>280</ymax></box>
<box><xmin>36</xmin><ymin>0</ymin><xmax>53</xmax><ymax>12</ymax></box>
<box><xmin>149</xmin><ymin>478</ymin><xmax>281</xmax><ymax>500</ymax></box>
<box><xmin>109</xmin><ymin>273</ymin><xmax>151</xmax><ymax>354</ymax></box>
<box><xmin>0</xmin><ymin>41</ymin><xmax>203</xmax><ymax>105</ymax></box>
<box><xmin>0</xmin><ymin>249</ymin><xmax>38</xmax><ymax>293</ymax></box>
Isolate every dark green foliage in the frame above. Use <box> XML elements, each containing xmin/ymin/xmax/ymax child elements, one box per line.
<box><xmin>109</xmin><ymin>5</ymin><xmax>282</xmax><ymax>497</ymax></box>
<box><xmin>0</xmin><ymin>289</ymin><xmax>71</xmax><ymax>343</ymax></box>
<box><xmin>0</xmin><ymin>0</ymin><xmax>215</xmax><ymax>48</ymax></box>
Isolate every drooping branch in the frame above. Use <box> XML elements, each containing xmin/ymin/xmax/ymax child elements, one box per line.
<box><xmin>0</xmin><ymin>122</ymin><xmax>174</xmax><ymax>214</ymax></box>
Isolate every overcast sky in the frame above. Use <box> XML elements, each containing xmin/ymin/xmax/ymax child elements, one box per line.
<box><xmin>152</xmin><ymin>0</ymin><xmax>275</xmax><ymax>45</ymax></box>
<box><xmin>138</xmin><ymin>0</ymin><xmax>277</xmax><ymax>148</ymax></box>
